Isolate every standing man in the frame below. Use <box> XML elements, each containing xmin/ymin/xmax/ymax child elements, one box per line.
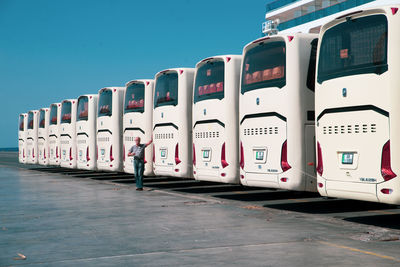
<box><xmin>128</xmin><ymin>137</ymin><xmax>152</xmax><ymax>191</ymax></box>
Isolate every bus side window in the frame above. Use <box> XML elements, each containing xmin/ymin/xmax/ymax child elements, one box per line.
<box><xmin>306</xmin><ymin>38</ymin><xmax>318</xmax><ymax>92</ymax></box>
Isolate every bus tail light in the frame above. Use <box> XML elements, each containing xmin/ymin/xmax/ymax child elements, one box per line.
<box><xmin>152</xmin><ymin>144</ymin><xmax>155</xmax><ymax>163</ymax></box>
<box><xmin>381</xmin><ymin>188</ymin><xmax>393</xmax><ymax>194</ymax></box>
<box><xmin>33</xmin><ymin>148</ymin><xmax>35</xmax><ymax>158</ymax></box>
<box><xmin>221</xmin><ymin>142</ymin><xmax>229</xmax><ymax>168</ymax></box>
<box><xmin>110</xmin><ymin>145</ymin><xmax>114</xmax><ymax>162</ymax></box>
<box><xmin>144</xmin><ymin>150</ymin><xmax>147</xmax><ymax>164</ymax></box>
<box><xmin>69</xmin><ymin>147</ymin><xmax>72</xmax><ymax>161</ymax></box>
<box><xmin>56</xmin><ymin>146</ymin><xmax>58</xmax><ymax>158</ymax></box>
<box><xmin>123</xmin><ymin>145</ymin><xmax>125</xmax><ymax>162</ymax></box>
<box><xmin>280</xmin><ymin>177</ymin><xmax>288</xmax><ymax>182</ymax></box>
<box><xmin>175</xmin><ymin>143</ymin><xmax>181</xmax><ymax>165</ymax></box>
<box><xmin>318</xmin><ymin>182</ymin><xmax>323</xmax><ymax>188</ymax></box>
<box><xmin>280</xmin><ymin>140</ymin><xmax>291</xmax><ymax>172</ymax></box>
<box><xmin>381</xmin><ymin>140</ymin><xmax>396</xmax><ymax>181</ymax></box>
<box><xmin>44</xmin><ymin>148</ymin><xmax>46</xmax><ymax>159</ymax></box>
<box><xmin>192</xmin><ymin>143</ymin><xmax>196</xmax><ymax>167</ymax></box>
<box><xmin>316</xmin><ymin>142</ymin><xmax>323</xmax><ymax>176</ymax></box>
<box><xmin>239</xmin><ymin>141</ymin><xmax>244</xmax><ymax>169</ymax></box>
<box><xmin>23</xmin><ymin>149</ymin><xmax>25</xmax><ymax>158</ymax></box>
<box><xmin>86</xmin><ymin>146</ymin><xmax>90</xmax><ymax>162</ymax></box>
<box><xmin>391</xmin><ymin>7</ymin><xmax>398</xmax><ymax>15</ymax></box>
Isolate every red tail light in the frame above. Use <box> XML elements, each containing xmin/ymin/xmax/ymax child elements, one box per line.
<box><xmin>33</xmin><ymin>148</ymin><xmax>35</xmax><ymax>158</ymax></box>
<box><xmin>56</xmin><ymin>146</ymin><xmax>58</xmax><ymax>158</ymax></box>
<box><xmin>280</xmin><ymin>140</ymin><xmax>291</xmax><ymax>172</ymax></box>
<box><xmin>44</xmin><ymin>148</ymin><xmax>46</xmax><ymax>159</ymax></box>
<box><xmin>381</xmin><ymin>140</ymin><xmax>396</xmax><ymax>181</ymax></box>
<box><xmin>192</xmin><ymin>143</ymin><xmax>196</xmax><ymax>167</ymax></box>
<box><xmin>391</xmin><ymin>7</ymin><xmax>398</xmax><ymax>15</ymax></box>
<box><xmin>110</xmin><ymin>145</ymin><xmax>114</xmax><ymax>161</ymax></box>
<box><xmin>221</xmin><ymin>142</ymin><xmax>229</xmax><ymax>168</ymax></box>
<box><xmin>144</xmin><ymin>149</ymin><xmax>147</xmax><ymax>164</ymax></box>
<box><xmin>239</xmin><ymin>141</ymin><xmax>244</xmax><ymax>170</ymax></box>
<box><xmin>123</xmin><ymin>144</ymin><xmax>125</xmax><ymax>162</ymax></box>
<box><xmin>175</xmin><ymin>143</ymin><xmax>181</xmax><ymax>165</ymax></box>
<box><xmin>23</xmin><ymin>149</ymin><xmax>25</xmax><ymax>158</ymax></box>
<box><xmin>381</xmin><ymin>188</ymin><xmax>393</xmax><ymax>194</ymax></box>
<box><xmin>152</xmin><ymin>144</ymin><xmax>155</xmax><ymax>163</ymax></box>
<box><xmin>86</xmin><ymin>146</ymin><xmax>90</xmax><ymax>162</ymax></box>
<box><xmin>316</xmin><ymin>141</ymin><xmax>323</xmax><ymax>176</ymax></box>
<box><xmin>69</xmin><ymin>147</ymin><xmax>72</xmax><ymax>161</ymax></box>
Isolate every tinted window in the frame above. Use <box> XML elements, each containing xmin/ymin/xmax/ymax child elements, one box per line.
<box><xmin>19</xmin><ymin>115</ymin><xmax>24</xmax><ymax>131</ymax></box>
<box><xmin>125</xmin><ymin>83</ymin><xmax>145</xmax><ymax>113</ymax></box>
<box><xmin>98</xmin><ymin>90</ymin><xmax>112</xmax><ymax>117</ymax></box>
<box><xmin>194</xmin><ymin>61</ymin><xmax>224</xmax><ymax>104</ymax></box>
<box><xmin>307</xmin><ymin>38</ymin><xmax>318</xmax><ymax>92</ymax></box>
<box><xmin>39</xmin><ymin>110</ymin><xmax>46</xmax><ymax>128</ymax></box>
<box><xmin>61</xmin><ymin>102</ymin><xmax>72</xmax><ymax>124</ymax></box>
<box><xmin>28</xmin><ymin>112</ymin><xmax>34</xmax><ymax>129</ymax></box>
<box><xmin>77</xmin><ymin>96</ymin><xmax>89</xmax><ymax>121</ymax></box>
<box><xmin>241</xmin><ymin>41</ymin><xmax>286</xmax><ymax>94</ymax></box>
<box><xmin>318</xmin><ymin>14</ymin><xmax>388</xmax><ymax>84</ymax></box>
<box><xmin>154</xmin><ymin>72</ymin><xmax>178</xmax><ymax>108</ymax></box>
<box><xmin>50</xmin><ymin>104</ymin><xmax>58</xmax><ymax>125</ymax></box>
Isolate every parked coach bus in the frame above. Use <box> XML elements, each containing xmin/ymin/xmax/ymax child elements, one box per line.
<box><xmin>315</xmin><ymin>6</ymin><xmax>400</xmax><ymax>204</ymax></box>
<box><xmin>76</xmin><ymin>94</ymin><xmax>98</xmax><ymax>170</ymax></box>
<box><xmin>27</xmin><ymin>110</ymin><xmax>39</xmax><ymax>164</ymax></box>
<box><xmin>153</xmin><ymin>68</ymin><xmax>195</xmax><ymax>178</ymax></box>
<box><xmin>48</xmin><ymin>103</ymin><xmax>61</xmax><ymax>166</ymax></box>
<box><xmin>123</xmin><ymin>80</ymin><xmax>154</xmax><ymax>176</ymax></box>
<box><xmin>38</xmin><ymin>107</ymin><xmax>50</xmax><ymax>165</ymax></box>
<box><xmin>192</xmin><ymin>55</ymin><xmax>242</xmax><ymax>183</ymax></box>
<box><xmin>18</xmin><ymin>113</ymin><xmax>27</xmax><ymax>164</ymax></box>
<box><xmin>60</xmin><ymin>99</ymin><xmax>77</xmax><ymax>168</ymax></box>
<box><xmin>239</xmin><ymin>33</ymin><xmax>318</xmax><ymax>192</ymax></box>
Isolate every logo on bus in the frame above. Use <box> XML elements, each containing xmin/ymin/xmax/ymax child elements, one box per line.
<box><xmin>203</xmin><ymin>109</ymin><xmax>206</xmax><ymax>115</ymax></box>
<box><xmin>256</xmin><ymin>97</ymin><xmax>260</xmax><ymax>105</ymax></box>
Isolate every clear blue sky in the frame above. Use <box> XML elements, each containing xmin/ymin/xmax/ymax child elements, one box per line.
<box><xmin>0</xmin><ymin>0</ymin><xmax>267</xmax><ymax>148</ymax></box>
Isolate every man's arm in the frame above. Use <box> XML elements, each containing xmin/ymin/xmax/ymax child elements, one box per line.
<box><xmin>145</xmin><ymin>138</ymin><xmax>153</xmax><ymax>147</ymax></box>
<box><xmin>127</xmin><ymin>147</ymin><xmax>135</xmax><ymax>157</ymax></box>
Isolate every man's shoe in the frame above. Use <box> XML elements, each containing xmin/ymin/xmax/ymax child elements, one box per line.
<box><xmin>136</xmin><ymin>188</ymin><xmax>143</xmax><ymax>191</ymax></box>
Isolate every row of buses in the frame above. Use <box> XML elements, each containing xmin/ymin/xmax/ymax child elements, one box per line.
<box><xmin>18</xmin><ymin>6</ymin><xmax>400</xmax><ymax>205</ymax></box>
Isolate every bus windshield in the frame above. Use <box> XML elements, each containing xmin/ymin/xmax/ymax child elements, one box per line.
<box><xmin>98</xmin><ymin>90</ymin><xmax>112</xmax><ymax>117</ymax></box>
<box><xmin>19</xmin><ymin>115</ymin><xmax>24</xmax><ymax>131</ymax></box>
<box><xmin>77</xmin><ymin>96</ymin><xmax>89</xmax><ymax>121</ymax></box>
<box><xmin>125</xmin><ymin>83</ymin><xmax>145</xmax><ymax>113</ymax></box>
<box><xmin>50</xmin><ymin>105</ymin><xmax>58</xmax><ymax>125</ymax></box>
<box><xmin>61</xmin><ymin>102</ymin><xmax>72</xmax><ymax>124</ymax></box>
<box><xmin>39</xmin><ymin>110</ymin><xmax>46</xmax><ymax>128</ymax></box>
<box><xmin>318</xmin><ymin>14</ymin><xmax>388</xmax><ymax>84</ymax></box>
<box><xmin>154</xmin><ymin>72</ymin><xmax>178</xmax><ymax>108</ymax></box>
<box><xmin>194</xmin><ymin>61</ymin><xmax>224</xmax><ymax>103</ymax></box>
<box><xmin>28</xmin><ymin>112</ymin><xmax>34</xmax><ymax>129</ymax></box>
<box><xmin>241</xmin><ymin>41</ymin><xmax>286</xmax><ymax>94</ymax></box>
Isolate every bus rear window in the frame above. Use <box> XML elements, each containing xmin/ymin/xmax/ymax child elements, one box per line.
<box><xmin>39</xmin><ymin>110</ymin><xmax>46</xmax><ymax>128</ymax></box>
<box><xmin>61</xmin><ymin>102</ymin><xmax>72</xmax><ymax>124</ymax></box>
<box><xmin>154</xmin><ymin>72</ymin><xmax>178</xmax><ymax>108</ymax></box>
<box><xmin>50</xmin><ymin>105</ymin><xmax>58</xmax><ymax>125</ymax></box>
<box><xmin>98</xmin><ymin>90</ymin><xmax>112</xmax><ymax>117</ymax></box>
<box><xmin>318</xmin><ymin>14</ymin><xmax>388</xmax><ymax>84</ymax></box>
<box><xmin>241</xmin><ymin>41</ymin><xmax>286</xmax><ymax>94</ymax></box>
<box><xmin>28</xmin><ymin>112</ymin><xmax>34</xmax><ymax>129</ymax></box>
<box><xmin>125</xmin><ymin>83</ymin><xmax>145</xmax><ymax>113</ymax></box>
<box><xmin>77</xmin><ymin>96</ymin><xmax>89</xmax><ymax>121</ymax></box>
<box><xmin>19</xmin><ymin>115</ymin><xmax>24</xmax><ymax>131</ymax></box>
<box><xmin>194</xmin><ymin>61</ymin><xmax>224</xmax><ymax>104</ymax></box>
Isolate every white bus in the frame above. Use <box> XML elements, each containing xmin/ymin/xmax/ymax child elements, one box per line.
<box><xmin>48</xmin><ymin>103</ymin><xmax>61</xmax><ymax>166</ymax></box>
<box><xmin>153</xmin><ymin>68</ymin><xmax>195</xmax><ymax>178</ymax></box>
<box><xmin>192</xmin><ymin>55</ymin><xmax>242</xmax><ymax>183</ymax></box>
<box><xmin>26</xmin><ymin>110</ymin><xmax>39</xmax><ymax>164</ymax></box>
<box><xmin>76</xmin><ymin>94</ymin><xmax>98</xmax><ymax>170</ymax></box>
<box><xmin>315</xmin><ymin>6</ymin><xmax>400</xmax><ymax>204</ymax></box>
<box><xmin>123</xmin><ymin>80</ymin><xmax>154</xmax><ymax>176</ymax></box>
<box><xmin>97</xmin><ymin>87</ymin><xmax>124</xmax><ymax>172</ymax></box>
<box><xmin>239</xmin><ymin>33</ymin><xmax>318</xmax><ymax>191</ymax></box>
<box><xmin>60</xmin><ymin>99</ymin><xmax>77</xmax><ymax>168</ymax></box>
<box><xmin>18</xmin><ymin>113</ymin><xmax>28</xmax><ymax>164</ymax></box>
<box><xmin>38</xmin><ymin>107</ymin><xmax>50</xmax><ymax>165</ymax></box>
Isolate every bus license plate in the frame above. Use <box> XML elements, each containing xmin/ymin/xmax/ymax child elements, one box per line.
<box><xmin>342</xmin><ymin>153</ymin><xmax>354</xmax><ymax>165</ymax></box>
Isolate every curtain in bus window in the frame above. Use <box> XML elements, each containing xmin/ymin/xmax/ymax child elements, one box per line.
<box><xmin>77</xmin><ymin>96</ymin><xmax>89</xmax><ymax>121</ymax></box>
<box><xmin>50</xmin><ymin>105</ymin><xmax>58</xmax><ymax>125</ymax></box>
<box><xmin>125</xmin><ymin>83</ymin><xmax>145</xmax><ymax>113</ymax></box>
<box><xmin>28</xmin><ymin>112</ymin><xmax>34</xmax><ymax>129</ymax></box>
<box><xmin>61</xmin><ymin>102</ymin><xmax>72</xmax><ymax>124</ymax></box>
<box><xmin>98</xmin><ymin>90</ymin><xmax>113</xmax><ymax>117</ymax></box>
<box><xmin>317</xmin><ymin>14</ymin><xmax>388</xmax><ymax>83</ymax></box>
<box><xmin>154</xmin><ymin>72</ymin><xmax>178</xmax><ymax>108</ymax></box>
<box><xmin>19</xmin><ymin>115</ymin><xmax>24</xmax><ymax>131</ymax></box>
<box><xmin>241</xmin><ymin>41</ymin><xmax>286</xmax><ymax>94</ymax></box>
<box><xmin>39</xmin><ymin>110</ymin><xmax>46</xmax><ymax>128</ymax></box>
<box><xmin>194</xmin><ymin>60</ymin><xmax>224</xmax><ymax>104</ymax></box>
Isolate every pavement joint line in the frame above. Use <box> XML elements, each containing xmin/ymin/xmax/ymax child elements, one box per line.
<box><xmin>367</xmin><ymin>210</ymin><xmax>397</xmax><ymax>215</ymax></box>
<box><xmin>318</xmin><ymin>241</ymin><xmax>400</xmax><ymax>262</ymax></box>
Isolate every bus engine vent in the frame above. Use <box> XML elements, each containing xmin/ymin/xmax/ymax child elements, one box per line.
<box><xmin>322</xmin><ymin>124</ymin><xmax>377</xmax><ymax>135</ymax></box>
<box><xmin>195</xmin><ymin>131</ymin><xmax>220</xmax><ymax>139</ymax></box>
<box><xmin>155</xmin><ymin>133</ymin><xmax>174</xmax><ymax>139</ymax></box>
<box><xmin>243</xmin><ymin>127</ymin><xmax>279</xmax><ymax>136</ymax></box>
